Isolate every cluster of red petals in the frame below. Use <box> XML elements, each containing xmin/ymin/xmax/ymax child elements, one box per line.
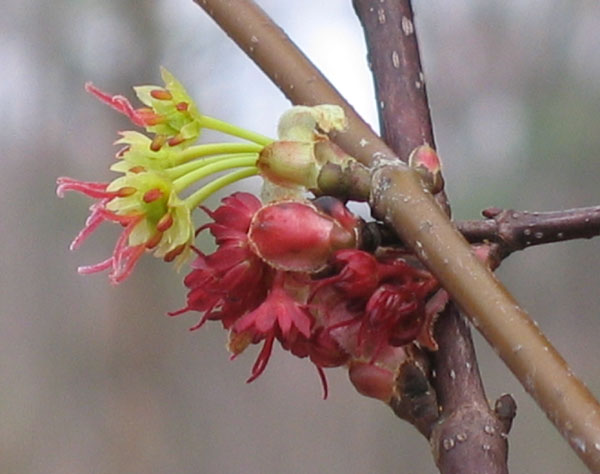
<box><xmin>56</xmin><ymin>177</ymin><xmax>145</xmax><ymax>284</ymax></box>
<box><xmin>176</xmin><ymin>192</ymin><xmax>441</xmax><ymax>398</ymax></box>
<box><xmin>171</xmin><ymin>193</ymin><xmax>270</xmax><ymax>329</ymax></box>
<box><xmin>310</xmin><ymin>249</ymin><xmax>439</xmax><ymax>359</ymax></box>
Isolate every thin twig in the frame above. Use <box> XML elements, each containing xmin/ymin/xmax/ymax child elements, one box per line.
<box><xmin>463</xmin><ymin>206</ymin><xmax>600</xmax><ymax>258</ymax></box>
<box><xmin>194</xmin><ymin>0</ymin><xmax>600</xmax><ymax>471</ymax></box>
<box><xmin>361</xmin><ymin>205</ymin><xmax>600</xmax><ymax>257</ymax></box>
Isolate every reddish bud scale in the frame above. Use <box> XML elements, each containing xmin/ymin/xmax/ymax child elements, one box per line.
<box><xmin>348</xmin><ymin>361</ymin><xmax>395</xmax><ymax>402</ymax></box>
<box><xmin>248</xmin><ymin>200</ymin><xmax>357</xmax><ymax>273</ymax></box>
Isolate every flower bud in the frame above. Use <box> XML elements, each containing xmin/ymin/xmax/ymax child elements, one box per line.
<box><xmin>348</xmin><ymin>360</ymin><xmax>395</xmax><ymax>402</ymax></box>
<box><xmin>257</xmin><ymin>141</ymin><xmax>318</xmax><ymax>189</ymax></box>
<box><xmin>248</xmin><ymin>200</ymin><xmax>358</xmax><ymax>272</ymax></box>
<box><xmin>408</xmin><ymin>145</ymin><xmax>444</xmax><ymax>194</ymax></box>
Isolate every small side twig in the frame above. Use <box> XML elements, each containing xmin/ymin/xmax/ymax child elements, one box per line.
<box><xmin>361</xmin><ymin>205</ymin><xmax>600</xmax><ymax>258</ymax></box>
<box><xmin>463</xmin><ymin>206</ymin><xmax>600</xmax><ymax>258</ymax></box>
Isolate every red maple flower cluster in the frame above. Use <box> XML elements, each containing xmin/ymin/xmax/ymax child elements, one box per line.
<box><xmin>173</xmin><ymin>192</ymin><xmax>443</xmax><ymax>398</ymax></box>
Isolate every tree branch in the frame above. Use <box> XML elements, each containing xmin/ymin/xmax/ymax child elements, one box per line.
<box><xmin>361</xmin><ymin>205</ymin><xmax>600</xmax><ymax>258</ymax></box>
<box><xmin>430</xmin><ymin>307</ymin><xmax>512</xmax><ymax>474</ymax></box>
<box><xmin>352</xmin><ymin>1</ymin><xmax>509</xmax><ymax>472</ymax></box>
<box><xmin>193</xmin><ymin>0</ymin><xmax>600</xmax><ymax>471</ymax></box>
<box><xmin>465</xmin><ymin>206</ymin><xmax>600</xmax><ymax>258</ymax></box>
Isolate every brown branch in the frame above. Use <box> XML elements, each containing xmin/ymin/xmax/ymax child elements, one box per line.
<box><xmin>360</xmin><ymin>205</ymin><xmax>600</xmax><ymax>257</ymax></box>
<box><xmin>352</xmin><ymin>1</ymin><xmax>509</xmax><ymax>472</ymax></box>
<box><xmin>352</xmin><ymin>0</ymin><xmax>435</xmax><ymax>159</ymax></box>
<box><xmin>430</xmin><ymin>307</ymin><xmax>512</xmax><ymax>474</ymax></box>
<box><xmin>194</xmin><ymin>0</ymin><xmax>600</xmax><ymax>471</ymax></box>
<box><xmin>464</xmin><ymin>206</ymin><xmax>600</xmax><ymax>258</ymax></box>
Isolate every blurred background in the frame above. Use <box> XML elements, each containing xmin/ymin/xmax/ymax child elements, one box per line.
<box><xmin>2</xmin><ymin>0</ymin><xmax>600</xmax><ymax>472</ymax></box>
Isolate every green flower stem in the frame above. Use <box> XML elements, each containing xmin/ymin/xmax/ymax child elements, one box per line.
<box><xmin>185</xmin><ymin>167</ymin><xmax>258</xmax><ymax>209</ymax></box>
<box><xmin>199</xmin><ymin>115</ymin><xmax>274</xmax><ymax>146</ymax></box>
<box><xmin>172</xmin><ymin>155</ymin><xmax>258</xmax><ymax>193</ymax></box>
<box><xmin>166</xmin><ymin>153</ymin><xmax>259</xmax><ymax>180</ymax></box>
<box><xmin>173</xmin><ymin>143</ymin><xmax>263</xmax><ymax>166</ymax></box>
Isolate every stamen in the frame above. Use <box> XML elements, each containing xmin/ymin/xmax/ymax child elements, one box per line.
<box><xmin>142</xmin><ymin>188</ymin><xmax>163</xmax><ymax>203</ymax></box>
<box><xmin>168</xmin><ymin>134</ymin><xmax>185</xmax><ymax>147</ymax></box>
<box><xmin>150</xmin><ymin>89</ymin><xmax>173</xmax><ymax>100</ymax></box>
<box><xmin>156</xmin><ymin>213</ymin><xmax>174</xmax><ymax>232</ymax></box>
<box><xmin>117</xmin><ymin>186</ymin><xmax>137</xmax><ymax>197</ymax></box>
<box><xmin>128</xmin><ymin>165</ymin><xmax>146</xmax><ymax>174</ymax></box>
<box><xmin>115</xmin><ymin>145</ymin><xmax>130</xmax><ymax>158</ymax></box>
<box><xmin>150</xmin><ymin>135</ymin><xmax>166</xmax><ymax>151</ymax></box>
<box><xmin>164</xmin><ymin>244</ymin><xmax>185</xmax><ymax>262</ymax></box>
<box><xmin>136</xmin><ymin>107</ymin><xmax>164</xmax><ymax>126</ymax></box>
<box><xmin>145</xmin><ymin>231</ymin><xmax>163</xmax><ymax>249</ymax></box>
<box><xmin>176</xmin><ymin>102</ymin><xmax>189</xmax><ymax>111</ymax></box>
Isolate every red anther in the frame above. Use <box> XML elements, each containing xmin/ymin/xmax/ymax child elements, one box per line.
<box><xmin>136</xmin><ymin>107</ymin><xmax>164</xmax><ymax>126</ymax></box>
<box><xmin>168</xmin><ymin>134</ymin><xmax>185</xmax><ymax>147</ymax></box>
<box><xmin>142</xmin><ymin>188</ymin><xmax>164</xmax><ymax>203</ymax></box>
<box><xmin>156</xmin><ymin>212</ymin><xmax>174</xmax><ymax>232</ymax></box>
<box><xmin>116</xmin><ymin>145</ymin><xmax>130</xmax><ymax>158</ymax></box>
<box><xmin>164</xmin><ymin>244</ymin><xmax>185</xmax><ymax>262</ymax></box>
<box><xmin>128</xmin><ymin>165</ymin><xmax>146</xmax><ymax>174</ymax></box>
<box><xmin>150</xmin><ymin>89</ymin><xmax>173</xmax><ymax>101</ymax></box>
<box><xmin>117</xmin><ymin>186</ymin><xmax>136</xmax><ymax>197</ymax></box>
<box><xmin>150</xmin><ymin>135</ymin><xmax>166</xmax><ymax>151</ymax></box>
<box><xmin>145</xmin><ymin>231</ymin><xmax>163</xmax><ymax>249</ymax></box>
<box><xmin>175</xmin><ymin>102</ymin><xmax>189</xmax><ymax>111</ymax></box>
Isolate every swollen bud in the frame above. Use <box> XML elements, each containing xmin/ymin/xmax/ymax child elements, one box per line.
<box><xmin>257</xmin><ymin>141</ymin><xmax>318</xmax><ymax>189</ymax></box>
<box><xmin>348</xmin><ymin>360</ymin><xmax>395</xmax><ymax>402</ymax></box>
<box><xmin>248</xmin><ymin>199</ymin><xmax>359</xmax><ymax>273</ymax></box>
<box><xmin>408</xmin><ymin>145</ymin><xmax>444</xmax><ymax>194</ymax></box>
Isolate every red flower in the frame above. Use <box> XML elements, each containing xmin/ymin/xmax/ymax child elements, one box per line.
<box><xmin>229</xmin><ymin>272</ymin><xmax>313</xmax><ymax>383</ymax></box>
<box><xmin>171</xmin><ymin>193</ymin><xmax>270</xmax><ymax>329</ymax></box>
<box><xmin>311</xmin><ymin>249</ymin><xmax>440</xmax><ymax>360</ymax></box>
